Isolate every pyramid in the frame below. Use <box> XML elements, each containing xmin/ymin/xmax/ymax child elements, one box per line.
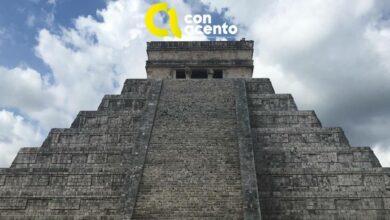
<box><xmin>0</xmin><ymin>40</ymin><xmax>389</xmax><ymax>219</ymax></box>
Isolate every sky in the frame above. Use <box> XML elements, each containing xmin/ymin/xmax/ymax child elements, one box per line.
<box><xmin>0</xmin><ymin>0</ymin><xmax>389</xmax><ymax>167</ymax></box>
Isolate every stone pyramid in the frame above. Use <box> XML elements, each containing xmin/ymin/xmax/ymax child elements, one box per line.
<box><xmin>0</xmin><ymin>40</ymin><xmax>389</xmax><ymax>220</ymax></box>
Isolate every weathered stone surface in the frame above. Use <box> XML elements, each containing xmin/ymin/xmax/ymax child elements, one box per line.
<box><xmin>132</xmin><ymin>80</ymin><xmax>245</xmax><ymax>219</ymax></box>
<box><xmin>146</xmin><ymin>40</ymin><xmax>254</xmax><ymax>79</ymax></box>
<box><xmin>246</xmin><ymin>79</ymin><xmax>390</xmax><ymax>219</ymax></box>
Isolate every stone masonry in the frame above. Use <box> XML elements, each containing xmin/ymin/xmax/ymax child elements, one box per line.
<box><xmin>0</xmin><ymin>40</ymin><xmax>390</xmax><ymax>219</ymax></box>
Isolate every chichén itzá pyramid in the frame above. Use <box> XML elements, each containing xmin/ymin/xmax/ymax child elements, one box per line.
<box><xmin>0</xmin><ymin>39</ymin><xmax>389</xmax><ymax>219</ymax></box>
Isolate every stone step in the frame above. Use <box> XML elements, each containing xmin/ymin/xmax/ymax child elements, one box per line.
<box><xmin>132</xmin><ymin>211</ymin><xmax>243</xmax><ymax>220</ymax></box>
<box><xmin>144</xmin><ymin>157</ymin><xmax>240</xmax><ymax>166</ymax></box>
<box><xmin>0</xmin><ymin>196</ymin><xmax>123</xmax><ymax>215</ymax></box>
<box><xmin>258</xmin><ymin>190</ymin><xmax>390</xmax><ymax>198</ymax></box>
<box><xmin>259</xmin><ymin>197</ymin><xmax>390</xmax><ymax>212</ymax></box>
<box><xmin>11</xmin><ymin>153</ymin><xmax>137</xmax><ymax>169</ymax></box>
<box><xmin>0</xmin><ymin>167</ymin><xmax>135</xmax><ymax>175</ymax></box>
<box><xmin>0</xmin><ymin>215</ymin><xmax>126</xmax><ymax>220</ymax></box>
<box><xmin>133</xmin><ymin>195</ymin><xmax>244</xmax><ymax>218</ymax></box>
<box><xmin>41</xmin><ymin>129</ymin><xmax>134</xmax><ymax>147</ymax></box>
<box><xmin>245</xmin><ymin>78</ymin><xmax>275</xmax><ymax>94</ymax></box>
<box><xmin>0</xmin><ymin>173</ymin><xmax>128</xmax><ymax>187</ymax></box>
<box><xmin>0</xmin><ymin>216</ymin><xmax>125</xmax><ymax>220</ymax></box>
<box><xmin>13</xmin><ymin>146</ymin><xmax>135</xmax><ymax>154</ymax></box>
<box><xmin>257</xmin><ymin>161</ymin><xmax>377</xmax><ymax>170</ymax></box>
<box><xmin>255</xmin><ymin>146</ymin><xmax>381</xmax><ymax>169</ymax></box>
<box><xmin>98</xmin><ymin>95</ymin><xmax>147</xmax><ymax>111</ymax></box>
<box><xmin>160</xmin><ymin>79</ymin><xmax>236</xmax><ymax>92</ymax></box>
<box><xmin>250</xmin><ymin>110</ymin><xmax>321</xmax><ymax>128</ymax></box>
<box><xmin>0</xmin><ymin>186</ymin><xmax>125</xmax><ymax>197</ymax></box>
<box><xmin>157</xmin><ymin>106</ymin><xmax>235</xmax><ymax>118</ymax></box>
<box><xmin>145</xmin><ymin>148</ymin><xmax>239</xmax><ymax>161</ymax></box>
<box><xmin>120</xmin><ymin>79</ymin><xmax>152</xmax><ymax>95</ymax></box>
<box><xmin>71</xmin><ymin>110</ymin><xmax>142</xmax><ymax>132</ymax></box>
<box><xmin>254</xmin><ymin>127</ymin><xmax>350</xmax><ymax>147</ymax></box>
<box><xmin>150</xmin><ymin>133</ymin><xmax>237</xmax><ymax>143</ymax></box>
<box><xmin>257</xmin><ymin>167</ymin><xmax>390</xmax><ymax>174</ymax></box>
<box><xmin>10</xmin><ymin>151</ymin><xmax>136</xmax><ymax>169</ymax></box>
<box><xmin>149</xmin><ymin>137</ymin><xmax>237</xmax><ymax>145</ymax></box>
<box><xmin>152</xmin><ymin>120</ymin><xmax>237</xmax><ymax>130</ymax></box>
<box><xmin>10</xmin><ymin>145</ymin><xmax>139</xmax><ymax>169</ymax></box>
<box><xmin>136</xmin><ymin>185</ymin><xmax>243</xmax><ymax>193</ymax></box>
<box><xmin>141</xmin><ymin>165</ymin><xmax>241</xmax><ymax>180</ymax></box>
<box><xmin>248</xmin><ymin>94</ymin><xmax>298</xmax><ymax>111</ymax></box>
<box><xmin>147</xmin><ymin>142</ymin><xmax>237</xmax><ymax>149</ymax></box>
<box><xmin>262</xmin><ymin>210</ymin><xmax>390</xmax><ymax>220</ymax></box>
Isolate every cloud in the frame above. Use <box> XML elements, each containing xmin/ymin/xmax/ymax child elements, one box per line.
<box><xmin>0</xmin><ymin>66</ymin><xmax>53</xmax><ymax>112</ymax></box>
<box><xmin>373</xmin><ymin>145</ymin><xmax>390</xmax><ymax>167</ymax></box>
<box><xmin>0</xmin><ymin>110</ymin><xmax>43</xmax><ymax>167</ymax></box>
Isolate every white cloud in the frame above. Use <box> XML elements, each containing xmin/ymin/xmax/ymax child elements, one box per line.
<box><xmin>365</xmin><ymin>23</ymin><xmax>390</xmax><ymax>73</ymax></box>
<box><xmin>0</xmin><ymin>110</ymin><xmax>43</xmax><ymax>167</ymax></box>
<box><xmin>0</xmin><ymin>66</ymin><xmax>53</xmax><ymax>112</ymax></box>
<box><xmin>373</xmin><ymin>145</ymin><xmax>390</xmax><ymax>167</ymax></box>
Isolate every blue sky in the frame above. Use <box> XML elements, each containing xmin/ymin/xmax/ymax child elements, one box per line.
<box><xmin>0</xmin><ymin>0</ymin><xmax>390</xmax><ymax>167</ymax></box>
<box><xmin>0</xmin><ymin>0</ymin><xmax>107</xmax><ymax>74</ymax></box>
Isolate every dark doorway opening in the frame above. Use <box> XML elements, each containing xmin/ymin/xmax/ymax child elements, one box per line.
<box><xmin>213</xmin><ymin>70</ymin><xmax>223</xmax><ymax>78</ymax></box>
<box><xmin>176</xmin><ymin>70</ymin><xmax>186</xmax><ymax>79</ymax></box>
<box><xmin>191</xmin><ymin>70</ymin><xmax>208</xmax><ymax>79</ymax></box>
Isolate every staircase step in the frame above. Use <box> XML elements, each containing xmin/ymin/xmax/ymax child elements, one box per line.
<box><xmin>245</xmin><ymin>78</ymin><xmax>275</xmax><ymax>94</ymax></box>
<box><xmin>253</xmin><ymin>127</ymin><xmax>350</xmax><ymax>147</ymax></box>
<box><xmin>248</xmin><ymin>94</ymin><xmax>298</xmax><ymax>111</ymax></box>
<box><xmin>98</xmin><ymin>95</ymin><xmax>147</xmax><ymax>111</ymax></box>
<box><xmin>250</xmin><ymin>110</ymin><xmax>321</xmax><ymax>128</ymax></box>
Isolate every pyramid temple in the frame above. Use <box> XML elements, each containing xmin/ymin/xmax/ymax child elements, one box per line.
<box><xmin>1</xmin><ymin>39</ymin><xmax>390</xmax><ymax>219</ymax></box>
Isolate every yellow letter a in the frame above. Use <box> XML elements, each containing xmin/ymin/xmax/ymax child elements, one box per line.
<box><xmin>145</xmin><ymin>2</ymin><xmax>182</xmax><ymax>38</ymax></box>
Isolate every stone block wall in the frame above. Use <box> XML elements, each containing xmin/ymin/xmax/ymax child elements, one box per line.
<box><xmin>146</xmin><ymin>40</ymin><xmax>254</xmax><ymax>79</ymax></box>
<box><xmin>246</xmin><ymin>78</ymin><xmax>390</xmax><ymax>219</ymax></box>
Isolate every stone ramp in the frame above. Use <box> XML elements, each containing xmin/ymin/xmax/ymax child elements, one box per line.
<box><xmin>132</xmin><ymin>80</ymin><xmax>245</xmax><ymax>219</ymax></box>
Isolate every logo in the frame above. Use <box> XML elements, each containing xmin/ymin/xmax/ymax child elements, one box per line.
<box><xmin>145</xmin><ymin>2</ymin><xmax>182</xmax><ymax>38</ymax></box>
<box><xmin>145</xmin><ymin>2</ymin><xmax>239</xmax><ymax>39</ymax></box>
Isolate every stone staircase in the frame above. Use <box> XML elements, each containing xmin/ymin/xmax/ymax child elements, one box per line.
<box><xmin>246</xmin><ymin>78</ymin><xmax>390</xmax><ymax>219</ymax></box>
<box><xmin>132</xmin><ymin>80</ymin><xmax>245</xmax><ymax>219</ymax></box>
